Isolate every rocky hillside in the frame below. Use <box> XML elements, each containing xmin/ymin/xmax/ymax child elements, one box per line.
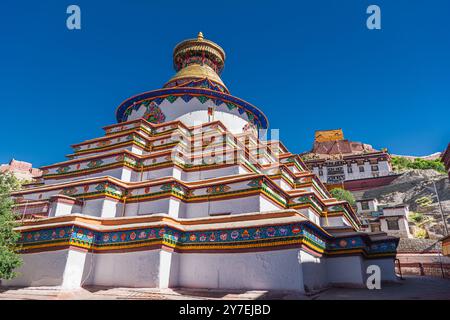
<box><xmin>352</xmin><ymin>169</ymin><xmax>449</xmax><ymax>239</ymax></box>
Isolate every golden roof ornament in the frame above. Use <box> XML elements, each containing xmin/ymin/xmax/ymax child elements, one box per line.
<box><xmin>164</xmin><ymin>32</ymin><xmax>228</xmax><ymax>90</ymax></box>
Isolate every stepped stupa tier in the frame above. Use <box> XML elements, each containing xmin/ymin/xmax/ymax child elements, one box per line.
<box><xmin>6</xmin><ymin>33</ymin><xmax>399</xmax><ymax>292</ymax></box>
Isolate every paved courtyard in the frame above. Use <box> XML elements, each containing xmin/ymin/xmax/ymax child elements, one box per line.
<box><xmin>0</xmin><ymin>276</ymin><xmax>449</xmax><ymax>300</ymax></box>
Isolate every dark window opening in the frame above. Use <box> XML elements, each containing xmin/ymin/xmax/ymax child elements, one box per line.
<box><xmin>387</xmin><ymin>219</ymin><xmax>399</xmax><ymax>230</ymax></box>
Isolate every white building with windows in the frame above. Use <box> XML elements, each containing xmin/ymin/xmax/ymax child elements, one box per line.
<box><xmin>302</xmin><ymin>129</ymin><xmax>398</xmax><ymax>191</ymax></box>
<box><xmin>356</xmin><ymin>199</ymin><xmax>413</xmax><ymax>238</ymax></box>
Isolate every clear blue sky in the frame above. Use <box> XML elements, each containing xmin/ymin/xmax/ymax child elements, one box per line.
<box><xmin>0</xmin><ymin>0</ymin><xmax>449</xmax><ymax>167</ymax></box>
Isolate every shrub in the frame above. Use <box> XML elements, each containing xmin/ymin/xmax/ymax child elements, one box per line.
<box><xmin>330</xmin><ymin>188</ymin><xmax>356</xmax><ymax>206</ymax></box>
<box><xmin>0</xmin><ymin>172</ymin><xmax>22</xmax><ymax>280</ymax></box>
<box><xmin>391</xmin><ymin>156</ymin><xmax>446</xmax><ymax>173</ymax></box>
<box><xmin>414</xmin><ymin>228</ymin><xmax>428</xmax><ymax>239</ymax></box>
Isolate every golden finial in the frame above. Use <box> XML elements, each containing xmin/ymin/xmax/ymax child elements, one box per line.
<box><xmin>197</xmin><ymin>31</ymin><xmax>204</xmax><ymax>41</ymax></box>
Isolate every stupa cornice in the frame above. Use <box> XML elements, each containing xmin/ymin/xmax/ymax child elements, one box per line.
<box><xmin>14</xmin><ymin>177</ymin><xmax>360</xmax><ymax>230</ymax></box>
<box><xmin>114</xmin><ymin>86</ymin><xmax>269</xmax><ymax>130</ymax></box>
<box><xmin>71</xmin><ymin>120</ymin><xmax>235</xmax><ymax>154</ymax></box>
<box><xmin>14</xmin><ymin>208</ymin><xmax>387</xmax><ymax>258</ymax></box>
<box><xmin>64</xmin><ymin>143</ymin><xmax>263</xmax><ymax>171</ymax></box>
<box><xmin>14</xmin><ymin>172</ymin><xmax>335</xmax><ymax>214</ymax></box>
<box><xmin>18</xmin><ymin>210</ymin><xmax>309</xmax><ymax>231</ymax></box>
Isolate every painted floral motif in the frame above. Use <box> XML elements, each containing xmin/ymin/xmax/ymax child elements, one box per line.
<box><xmin>247</xmin><ymin>178</ymin><xmax>263</xmax><ymax>188</ymax></box>
<box><xmin>296</xmin><ymin>176</ymin><xmax>312</xmax><ymax>184</ymax></box>
<box><xmin>95</xmin><ymin>182</ymin><xmax>121</xmax><ymax>195</ymax></box>
<box><xmin>206</xmin><ymin>184</ymin><xmax>231</xmax><ymax>194</ymax></box>
<box><xmin>86</xmin><ymin>159</ymin><xmax>104</xmax><ymax>168</ymax></box>
<box><xmin>282</xmin><ymin>156</ymin><xmax>295</xmax><ymax>163</ymax></box>
<box><xmin>144</xmin><ymin>102</ymin><xmax>166</xmax><ymax>124</ymax></box>
<box><xmin>241</xmin><ymin>230</ymin><xmax>250</xmax><ymax>239</ymax></box>
<box><xmin>138</xmin><ymin>231</ymin><xmax>147</xmax><ymax>239</ymax></box>
<box><xmin>56</xmin><ymin>166</ymin><xmax>71</xmax><ymax>174</ymax></box>
<box><xmin>292</xmin><ymin>226</ymin><xmax>301</xmax><ymax>234</ymax></box>
<box><xmin>339</xmin><ymin>240</ymin><xmax>348</xmax><ymax>248</ymax></box>
<box><xmin>95</xmin><ymin>182</ymin><xmax>108</xmax><ymax>192</ymax></box>
<box><xmin>297</xmin><ymin>196</ymin><xmax>313</xmax><ymax>205</ymax></box>
<box><xmin>220</xmin><ymin>232</ymin><xmax>228</xmax><ymax>241</ymax></box>
<box><xmin>60</xmin><ymin>187</ymin><xmax>77</xmax><ymax>196</ymax></box>
<box><xmin>266</xmin><ymin>227</ymin><xmax>276</xmax><ymax>237</ymax></box>
<box><xmin>97</xmin><ymin>140</ymin><xmax>111</xmax><ymax>147</ymax></box>
<box><xmin>160</xmin><ymin>182</ymin><xmax>184</xmax><ymax>194</ymax></box>
<box><xmin>124</xmin><ymin>156</ymin><xmax>138</xmax><ymax>166</ymax></box>
<box><xmin>329</xmin><ymin>205</ymin><xmax>345</xmax><ymax>212</ymax></box>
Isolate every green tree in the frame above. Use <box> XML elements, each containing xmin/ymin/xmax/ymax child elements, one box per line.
<box><xmin>0</xmin><ymin>172</ymin><xmax>22</xmax><ymax>280</ymax></box>
<box><xmin>391</xmin><ymin>156</ymin><xmax>446</xmax><ymax>173</ymax></box>
<box><xmin>330</xmin><ymin>188</ymin><xmax>356</xmax><ymax>207</ymax></box>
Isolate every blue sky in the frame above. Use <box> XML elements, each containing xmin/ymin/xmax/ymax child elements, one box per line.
<box><xmin>0</xmin><ymin>0</ymin><xmax>449</xmax><ymax>167</ymax></box>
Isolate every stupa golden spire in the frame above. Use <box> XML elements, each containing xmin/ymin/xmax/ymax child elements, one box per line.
<box><xmin>164</xmin><ymin>32</ymin><xmax>227</xmax><ymax>91</ymax></box>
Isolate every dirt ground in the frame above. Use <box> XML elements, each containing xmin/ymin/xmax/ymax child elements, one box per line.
<box><xmin>0</xmin><ymin>276</ymin><xmax>449</xmax><ymax>300</ymax></box>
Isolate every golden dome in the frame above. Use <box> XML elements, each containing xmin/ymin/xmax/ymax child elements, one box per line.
<box><xmin>165</xmin><ymin>32</ymin><xmax>227</xmax><ymax>89</ymax></box>
<box><xmin>167</xmin><ymin>64</ymin><xmax>225</xmax><ymax>86</ymax></box>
